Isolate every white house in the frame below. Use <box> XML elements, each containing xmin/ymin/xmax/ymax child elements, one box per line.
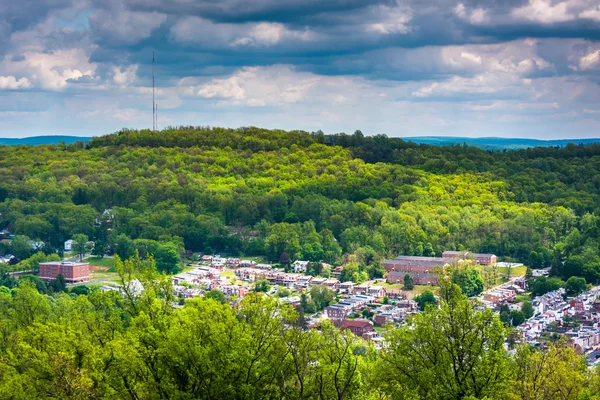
<box><xmin>293</xmin><ymin>260</ymin><xmax>310</xmax><ymax>273</ymax></box>
<box><xmin>64</xmin><ymin>239</ymin><xmax>74</xmax><ymax>251</ymax></box>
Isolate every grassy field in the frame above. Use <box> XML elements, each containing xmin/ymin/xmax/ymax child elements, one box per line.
<box><xmin>84</xmin><ymin>256</ymin><xmax>114</xmax><ymax>268</ymax></box>
<box><xmin>380</xmin><ymin>282</ymin><xmax>438</xmax><ymax>296</ymax></box>
<box><xmin>498</xmin><ymin>266</ymin><xmax>527</xmax><ymax>277</ymax></box>
<box><xmin>516</xmin><ymin>294</ymin><xmax>532</xmax><ymax>303</ymax></box>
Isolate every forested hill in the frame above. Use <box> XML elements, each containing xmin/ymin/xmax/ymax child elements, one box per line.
<box><xmin>1</xmin><ymin>126</ymin><xmax>600</xmax><ymax>282</ymax></box>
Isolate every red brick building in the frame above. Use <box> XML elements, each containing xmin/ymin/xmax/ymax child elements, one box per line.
<box><xmin>383</xmin><ymin>256</ymin><xmax>451</xmax><ymax>273</ymax></box>
<box><xmin>339</xmin><ymin>319</ymin><xmax>374</xmax><ymax>338</ymax></box>
<box><xmin>39</xmin><ymin>262</ymin><xmax>90</xmax><ymax>283</ymax></box>
<box><xmin>442</xmin><ymin>251</ymin><xmax>497</xmax><ymax>266</ymax></box>
<box><xmin>474</xmin><ymin>253</ymin><xmax>497</xmax><ymax>266</ymax></box>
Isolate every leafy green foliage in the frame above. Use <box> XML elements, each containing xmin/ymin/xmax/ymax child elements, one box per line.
<box><xmin>254</xmin><ymin>279</ymin><xmax>270</xmax><ymax>292</ymax></box>
<box><xmin>414</xmin><ymin>290</ymin><xmax>437</xmax><ymax>311</ymax></box>
<box><xmin>565</xmin><ymin>276</ymin><xmax>587</xmax><ymax>296</ymax></box>
<box><xmin>521</xmin><ymin>301</ymin><xmax>534</xmax><ymax>319</ymax></box>
<box><xmin>452</xmin><ymin>267</ymin><xmax>485</xmax><ymax>297</ymax></box>
<box><xmin>530</xmin><ymin>276</ymin><xmax>564</xmax><ymax>297</ymax></box>
<box><xmin>379</xmin><ymin>283</ymin><xmax>510</xmax><ymax>399</ymax></box>
<box><xmin>403</xmin><ymin>274</ymin><xmax>414</xmax><ymax>290</ymax></box>
<box><xmin>205</xmin><ymin>289</ymin><xmax>226</xmax><ymax>304</ymax></box>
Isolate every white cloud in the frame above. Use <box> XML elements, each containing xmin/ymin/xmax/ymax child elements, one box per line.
<box><xmin>412</xmin><ymin>72</ymin><xmax>528</xmax><ymax>98</ymax></box>
<box><xmin>113</xmin><ymin>64</ymin><xmax>138</xmax><ymax>87</ymax></box>
<box><xmin>454</xmin><ymin>3</ymin><xmax>488</xmax><ymax>24</ymax></box>
<box><xmin>511</xmin><ymin>0</ymin><xmax>600</xmax><ymax>23</ymax></box>
<box><xmin>366</xmin><ymin>4</ymin><xmax>412</xmax><ymax>35</ymax></box>
<box><xmin>231</xmin><ymin>22</ymin><xmax>314</xmax><ymax>47</ymax></box>
<box><xmin>512</xmin><ymin>0</ymin><xmax>574</xmax><ymax>23</ymax></box>
<box><xmin>197</xmin><ymin>65</ymin><xmax>319</xmax><ymax>106</ymax></box>
<box><xmin>460</xmin><ymin>51</ymin><xmax>482</xmax><ymax>64</ymax></box>
<box><xmin>580</xmin><ymin>50</ymin><xmax>600</xmax><ymax>70</ymax></box>
<box><xmin>0</xmin><ymin>49</ymin><xmax>97</xmax><ymax>90</ymax></box>
<box><xmin>579</xmin><ymin>7</ymin><xmax>600</xmax><ymax>21</ymax></box>
<box><xmin>171</xmin><ymin>17</ymin><xmax>314</xmax><ymax>48</ymax></box>
<box><xmin>0</xmin><ymin>75</ymin><xmax>32</xmax><ymax>89</ymax></box>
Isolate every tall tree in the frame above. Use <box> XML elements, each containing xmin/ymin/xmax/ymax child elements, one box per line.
<box><xmin>379</xmin><ymin>282</ymin><xmax>511</xmax><ymax>399</ymax></box>
<box><xmin>71</xmin><ymin>234</ymin><xmax>91</xmax><ymax>261</ymax></box>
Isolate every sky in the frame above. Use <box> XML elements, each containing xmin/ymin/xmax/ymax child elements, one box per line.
<box><xmin>1</xmin><ymin>0</ymin><xmax>600</xmax><ymax>139</ymax></box>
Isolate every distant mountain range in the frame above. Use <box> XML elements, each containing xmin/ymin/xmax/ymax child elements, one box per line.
<box><xmin>401</xmin><ymin>136</ymin><xmax>600</xmax><ymax>151</ymax></box>
<box><xmin>1</xmin><ymin>134</ymin><xmax>599</xmax><ymax>151</ymax></box>
<box><xmin>0</xmin><ymin>136</ymin><xmax>91</xmax><ymax>146</ymax></box>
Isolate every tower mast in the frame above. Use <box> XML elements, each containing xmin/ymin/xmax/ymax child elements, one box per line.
<box><xmin>152</xmin><ymin>51</ymin><xmax>155</xmax><ymax>132</ymax></box>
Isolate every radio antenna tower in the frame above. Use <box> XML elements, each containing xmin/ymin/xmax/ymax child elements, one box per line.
<box><xmin>152</xmin><ymin>51</ymin><xmax>155</xmax><ymax>132</ymax></box>
<box><xmin>155</xmin><ymin>103</ymin><xmax>158</xmax><ymax>131</ymax></box>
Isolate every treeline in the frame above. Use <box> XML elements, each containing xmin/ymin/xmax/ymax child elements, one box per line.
<box><xmin>1</xmin><ymin>127</ymin><xmax>599</xmax><ymax>283</ymax></box>
<box><xmin>0</xmin><ymin>258</ymin><xmax>597</xmax><ymax>399</ymax></box>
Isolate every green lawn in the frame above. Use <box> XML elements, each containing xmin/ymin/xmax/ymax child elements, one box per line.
<box><xmin>498</xmin><ymin>266</ymin><xmax>527</xmax><ymax>277</ymax></box>
<box><xmin>84</xmin><ymin>257</ymin><xmax>114</xmax><ymax>268</ymax></box>
<box><xmin>515</xmin><ymin>294</ymin><xmax>531</xmax><ymax>303</ymax></box>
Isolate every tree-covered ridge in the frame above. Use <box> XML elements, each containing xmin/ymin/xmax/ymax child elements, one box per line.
<box><xmin>0</xmin><ymin>126</ymin><xmax>599</xmax><ymax>282</ymax></box>
<box><xmin>87</xmin><ymin>126</ymin><xmax>600</xmax><ymax>213</ymax></box>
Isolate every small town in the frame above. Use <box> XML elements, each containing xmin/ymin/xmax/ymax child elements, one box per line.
<box><xmin>7</xmin><ymin>230</ymin><xmax>597</xmax><ymax>366</ymax></box>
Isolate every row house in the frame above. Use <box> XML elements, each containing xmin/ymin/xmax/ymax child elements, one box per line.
<box><xmin>282</xmin><ymin>296</ymin><xmax>302</xmax><ymax>308</ymax></box>
<box><xmin>331</xmin><ymin>266</ymin><xmax>344</xmax><ymax>279</ymax></box>
<box><xmin>325</xmin><ymin>303</ymin><xmax>353</xmax><ymax>321</ymax></box>
<box><xmin>567</xmin><ymin>328</ymin><xmax>600</xmax><ymax>352</ymax></box>
<box><xmin>339</xmin><ymin>281</ymin><xmax>355</xmax><ymax>294</ymax></box>
<box><xmin>353</xmin><ymin>282</ymin><xmax>370</xmax><ymax>295</ymax></box>
<box><xmin>367</xmin><ymin>286</ymin><xmax>386</xmax><ymax>299</ymax></box>
<box><xmin>483</xmin><ymin>288</ymin><xmax>516</xmax><ymax>306</ymax></box>
<box><xmin>385</xmin><ymin>289</ymin><xmax>407</xmax><ymax>300</ymax></box>
<box><xmin>296</xmin><ymin>275</ymin><xmax>313</xmax><ymax>289</ymax></box>
<box><xmin>311</xmin><ymin>277</ymin><xmax>327</xmax><ymax>286</ymax></box>
<box><xmin>256</xmin><ymin>263</ymin><xmax>273</xmax><ymax>270</ymax></box>
<box><xmin>218</xmin><ymin>284</ymin><xmax>247</xmax><ymax>298</ymax></box>
<box><xmin>238</xmin><ymin>260</ymin><xmax>256</xmax><ymax>268</ymax></box>
<box><xmin>323</xmin><ymin>279</ymin><xmax>340</xmax><ymax>291</ymax></box>
<box><xmin>236</xmin><ymin>268</ymin><xmax>266</xmax><ymax>282</ymax></box>
<box><xmin>325</xmin><ymin>295</ymin><xmax>375</xmax><ymax>321</ymax></box>
<box><xmin>173</xmin><ymin>267</ymin><xmax>221</xmax><ymax>286</ymax></box>
<box><xmin>374</xmin><ymin>304</ymin><xmax>417</xmax><ymax>326</ymax></box>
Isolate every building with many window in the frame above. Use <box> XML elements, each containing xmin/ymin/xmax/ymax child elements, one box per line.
<box><xmin>39</xmin><ymin>261</ymin><xmax>90</xmax><ymax>283</ymax></box>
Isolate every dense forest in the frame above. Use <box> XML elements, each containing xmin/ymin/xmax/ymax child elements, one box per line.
<box><xmin>1</xmin><ymin>127</ymin><xmax>600</xmax><ymax>398</ymax></box>
<box><xmin>0</xmin><ymin>256</ymin><xmax>597</xmax><ymax>400</ymax></box>
<box><xmin>1</xmin><ymin>126</ymin><xmax>599</xmax><ymax>282</ymax></box>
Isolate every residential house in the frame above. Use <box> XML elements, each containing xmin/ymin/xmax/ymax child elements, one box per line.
<box><xmin>323</xmin><ymin>279</ymin><xmax>340</xmax><ymax>291</ymax></box>
<box><xmin>296</xmin><ymin>275</ymin><xmax>313</xmax><ymax>289</ymax></box>
<box><xmin>311</xmin><ymin>277</ymin><xmax>327</xmax><ymax>286</ymax></box>
<box><xmin>293</xmin><ymin>260</ymin><xmax>310</xmax><ymax>273</ymax></box>
<box><xmin>64</xmin><ymin>239</ymin><xmax>74</xmax><ymax>251</ymax></box>
<box><xmin>367</xmin><ymin>286</ymin><xmax>386</xmax><ymax>299</ymax></box>
<box><xmin>339</xmin><ymin>281</ymin><xmax>355</xmax><ymax>294</ymax></box>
